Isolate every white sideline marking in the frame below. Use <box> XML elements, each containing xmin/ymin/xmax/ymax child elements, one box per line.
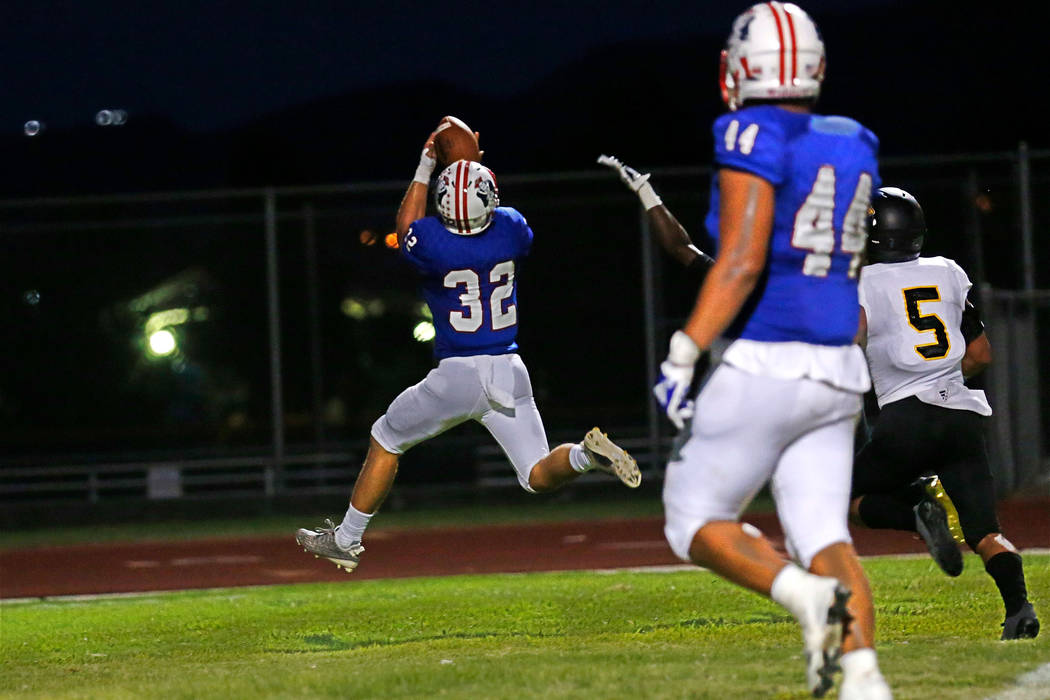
<box><xmin>3</xmin><ymin>548</ymin><xmax>1046</xmax><ymax>606</ymax></box>
<box><xmin>124</xmin><ymin>555</ymin><xmax>263</xmax><ymax>569</ymax></box>
<box><xmin>985</xmin><ymin>663</ymin><xmax>1050</xmax><ymax>700</ymax></box>
<box><xmin>594</xmin><ymin>564</ymin><xmax>697</xmax><ymax>575</ymax></box>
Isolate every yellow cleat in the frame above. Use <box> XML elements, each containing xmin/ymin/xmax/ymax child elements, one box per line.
<box><xmin>919</xmin><ymin>475</ymin><xmax>965</xmax><ymax>544</ymax></box>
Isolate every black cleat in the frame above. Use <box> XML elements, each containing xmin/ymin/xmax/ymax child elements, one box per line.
<box><xmin>913</xmin><ymin>498</ymin><xmax>963</xmax><ymax>577</ymax></box>
<box><xmin>1001</xmin><ymin>602</ymin><xmax>1040</xmax><ymax>640</ymax></box>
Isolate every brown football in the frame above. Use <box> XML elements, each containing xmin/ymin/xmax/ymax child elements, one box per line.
<box><xmin>434</xmin><ymin>116</ymin><xmax>481</xmax><ymax>166</ymax></box>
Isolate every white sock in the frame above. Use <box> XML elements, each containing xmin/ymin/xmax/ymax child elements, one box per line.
<box><xmin>568</xmin><ymin>443</ymin><xmax>591</xmax><ymax>472</ymax></box>
<box><xmin>336</xmin><ymin>504</ymin><xmax>372</xmax><ymax>548</ymax></box>
<box><xmin>769</xmin><ymin>563</ymin><xmax>811</xmax><ymax>617</ymax></box>
<box><xmin>840</xmin><ymin>648</ymin><xmax>880</xmax><ymax>679</ymax></box>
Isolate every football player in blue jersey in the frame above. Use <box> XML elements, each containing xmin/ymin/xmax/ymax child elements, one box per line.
<box><xmin>643</xmin><ymin>4</ymin><xmax>890</xmax><ymax>698</ymax></box>
<box><xmin>295</xmin><ymin>127</ymin><xmax>641</xmax><ymax>575</ymax></box>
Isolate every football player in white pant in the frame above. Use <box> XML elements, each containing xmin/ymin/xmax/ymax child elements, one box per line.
<box><xmin>850</xmin><ymin>187</ymin><xmax>1039</xmax><ymax>640</ymax></box>
<box><xmin>295</xmin><ymin>126</ymin><xmax>640</xmax><ymax>574</ymax></box>
<box><xmin>639</xmin><ymin>3</ymin><xmax>891</xmax><ymax>698</ymax></box>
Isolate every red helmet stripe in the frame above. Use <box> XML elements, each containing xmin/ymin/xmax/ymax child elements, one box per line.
<box><xmin>453</xmin><ymin>161</ymin><xmax>461</xmax><ymax>232</ymax></box>
<box><xmin>454</xmin><ymin>160</ymin><xmax>465</xmax><ymax>233</ymax></box>
<box><xmin>767</xmin><ymin>2</ymin><xmax>787</xmax><ymax>86</ymax></box>
<box><xmin>784</xmin><ymin>7</ymin><xmax>798</xmax><ymax>84</ymax></box>
<box><xmin>464</xmin><ymin>160</ymin><xmax>472</xmax><ymax>234</ymax></box>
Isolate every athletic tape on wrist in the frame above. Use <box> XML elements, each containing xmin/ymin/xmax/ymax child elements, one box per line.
<box><xmin>413</xmin><ymin>149</ymin><xmax>436</xmax><ymax>185</ymax></box>
<box><xmin>638</xmin><ymin>183</ymin><xmax>662</xmax><ymax>211</ymax></box>
<box><xmin>413</xmin><ymin>160</ymin><xmax>435</xmax><ymax>185</ymax></box>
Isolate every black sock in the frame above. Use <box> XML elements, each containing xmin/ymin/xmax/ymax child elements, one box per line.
<box><xmin>984</xmin><ymin>551</ymin><xmax>1029</xmax><ymax>617</ymax></box>
<box><xmin>857</xmin><ymin>493</ymin><xmax>918</xmax><ymax>532</ymax></box>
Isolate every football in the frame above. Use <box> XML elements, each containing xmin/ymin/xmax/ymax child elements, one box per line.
<box><xmin>434</xmin><ymin>116</ymin><xmax>481</xmax><ymax>166</ymax></box>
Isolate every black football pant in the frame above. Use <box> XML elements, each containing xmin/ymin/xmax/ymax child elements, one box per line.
<box><xmin>851</xmin><ymin>395</ymin><xmax>1001</xmax><ymax>550</ymax></box>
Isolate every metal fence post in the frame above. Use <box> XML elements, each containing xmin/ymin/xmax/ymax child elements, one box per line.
<box><xmin>303</xmin><ymin>203</ymin><xmax>326</xmax><ymax>481</ymax></box>
<box><xmin>963</xmin><ymin>168</ymin><xmax>986</xmax><ymax>301</ymax></box>
<box><xmin>1017</xmin><ymin>142</ymin><xmax>1035</xmax><ymax>292</ymax></box>
<box><xmin>264</xmin><ymin>189</ymin><xmax>284</xmax><ymax>496</ymax></box>
<box><xmin>640</xmin><ymin>209</ymin><xmax>662</xmax><ymax>474</ymax></box>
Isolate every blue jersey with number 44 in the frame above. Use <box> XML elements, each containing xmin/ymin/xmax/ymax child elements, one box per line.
<box><xmin>704</xmin><ymin>105</ymin><xmax>880</xmax><ymax>346</ymax></box>
<box><xmin>402</xmin><ymin>207</ymin><xmax>533</xmax><ymax>360</ymax></box>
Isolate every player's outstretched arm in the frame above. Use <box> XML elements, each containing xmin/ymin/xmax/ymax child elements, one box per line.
<box><xmin>395</xmin><ymin>130</ymin><xmax>439</xmax><ymax>245</ymax></box>
<box><xmin>597</xmin><ymin>155</ymin><xmax>714</xmax><ymax>273</ymax></box>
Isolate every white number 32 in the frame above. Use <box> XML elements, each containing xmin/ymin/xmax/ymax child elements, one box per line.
<box><xmin>444</xmin><ymin>260</ymin><xmax>517</xmax><ymax>333</ymax></box>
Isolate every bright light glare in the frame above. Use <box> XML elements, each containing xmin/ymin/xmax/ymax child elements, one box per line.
<box><xmin>412</xmin><ymin>321</ymin><xmax>436</xmax><ymax>342</ymax></box>
<box><xmin>148</xmin><ymin>329</ymin><xmax>177</xmax><ymax>356</ymax></box>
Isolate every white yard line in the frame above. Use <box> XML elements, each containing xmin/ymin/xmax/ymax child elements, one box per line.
<box><xmin>985</xmin><ymin>663</ymin><xmax>1050</xmax><ymax>700</ymax></box>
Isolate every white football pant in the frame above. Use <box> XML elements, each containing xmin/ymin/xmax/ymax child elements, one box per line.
<box><xmin>371</xmin><ymin>353</ymin><xmax>549</xmax><ymax>492</ymax></box>
<box><xmin>663</xmin><ymin>363</ymin><xmax>861</xmax><ymax>568</ymax></box>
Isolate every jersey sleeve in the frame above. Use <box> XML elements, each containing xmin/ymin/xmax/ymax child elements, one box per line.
<box><xmin>400</xmin><ymin>221</ymin><xmax>430</xmax><ymax>274</ymax></box>
<box><xmin>519</xmin><ymin>217</ymin><xmax>534</xmax><ymax>257</ymax></box>
<box><xmin>500</xmin><ymin>207</ymin><xmax>534</xmax><ymax>258</ymax></box>
<box><xmin>711</xmin><ymin>111</ymin><xmax>787</xmax><ymax>185</ymax></box>
<box><xmin>945</xmin><ymin>257</ymin><xmax>973</xmax><ymax>307</ymax></box>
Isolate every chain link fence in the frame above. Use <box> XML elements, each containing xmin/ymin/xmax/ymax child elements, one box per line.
<box><xmin>2</xmin><ymin>146</ymin><xmax>1047</xmax><ymax>510</ymax></box>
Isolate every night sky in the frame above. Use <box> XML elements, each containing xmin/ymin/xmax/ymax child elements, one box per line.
<box><xmin>9</xmin><ymin>0</ymin><xmax>894</xmax><ymax>133</ymax></box>
<box><xmin>3</xmin><ymin>1</ymin><xmax>1043</xmax><ymax>196</ymax></box>
<box><xmin>4</xmin><ymin>0</ymin><xmax>1041</xmax><ymax>197</ymax></box>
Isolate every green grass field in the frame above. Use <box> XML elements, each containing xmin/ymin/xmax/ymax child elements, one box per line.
<box><xmin>1</xmin><ymin>555</ymin><xmax>1045</xmax><ymax>699</ymax></box>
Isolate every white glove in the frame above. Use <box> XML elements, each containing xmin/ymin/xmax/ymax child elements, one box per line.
<box><xmin>597</xmin><ymin>154</ymin><xmax>662</xmax><ymax>210</ymax></box>
<box><xmin>652</xmin><ymin>330</ymin><xmax>700</xmax><ymax>429</ymax></box>
<box><xmin>413</xmin><ymin>143</ymin><xmax>437</xmax><ymax>185</ymax></box>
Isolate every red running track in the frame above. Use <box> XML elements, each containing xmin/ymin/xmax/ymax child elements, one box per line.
<box><xmin>2</xmin><ymin>500</ymin><xmax>1047</xmax><ymax>599</ymax></box>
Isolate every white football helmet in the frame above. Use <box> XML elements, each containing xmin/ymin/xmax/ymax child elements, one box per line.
<box><xmin>434</xmin><ymin>160</ymin><xmax>500</xmax><ymax>235</ymax></box>
<box><xmin>720</xmin><ymin>2</ymin><xmax>825</xmax><ymax>111</ymax></box>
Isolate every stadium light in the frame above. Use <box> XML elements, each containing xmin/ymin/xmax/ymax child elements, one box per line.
<box><xmin>412</xmin><ymin>321</ymin><xmax>435</xmax><ymax>342</ymax></box>
<box><xmin>148</xmin><ymin>329</ymin><xmax>177</xmax><ymax>357</ymax></box>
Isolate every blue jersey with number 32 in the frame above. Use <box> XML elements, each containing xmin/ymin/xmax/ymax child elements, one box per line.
<box><xmin>402</xmin><ymin>207</ymin><xmax>533</xmax><ymax>360</ymax></box>
<box><xmin>704</xmin><ymin>105</ymin><xmax>880</xmax><ymax>346</ymax></box>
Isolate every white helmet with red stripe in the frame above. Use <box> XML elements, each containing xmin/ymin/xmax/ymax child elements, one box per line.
<box><xmin>434</xmin><ymin>160</ymin><xmax>500</xmax><ymax>235</ymax></box>
<box><xmin>720</xmin><ymin>2</ymin><xmax>825</xmax><ymax>111</ymax></box>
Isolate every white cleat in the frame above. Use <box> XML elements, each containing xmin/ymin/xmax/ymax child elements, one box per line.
<box><xmin>797</xmin><ymin>578</ymin><xmax>851</xmax><ymax>697</ymax></box>
<box><xmin>295</xmin><ymin>519</ymin><xmax>364</xmax><ymax>573</ymax></box>
<box><xmin>583</xmin><ymin>427</ymin><xmax>641</xmax><ymax>488</ymax></box>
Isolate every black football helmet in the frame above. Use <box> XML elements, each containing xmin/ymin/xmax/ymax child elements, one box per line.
<box><xmin>866</xmin><ymin>187</ymin><xmax>926</xmax><ymax>263</ymax></box>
